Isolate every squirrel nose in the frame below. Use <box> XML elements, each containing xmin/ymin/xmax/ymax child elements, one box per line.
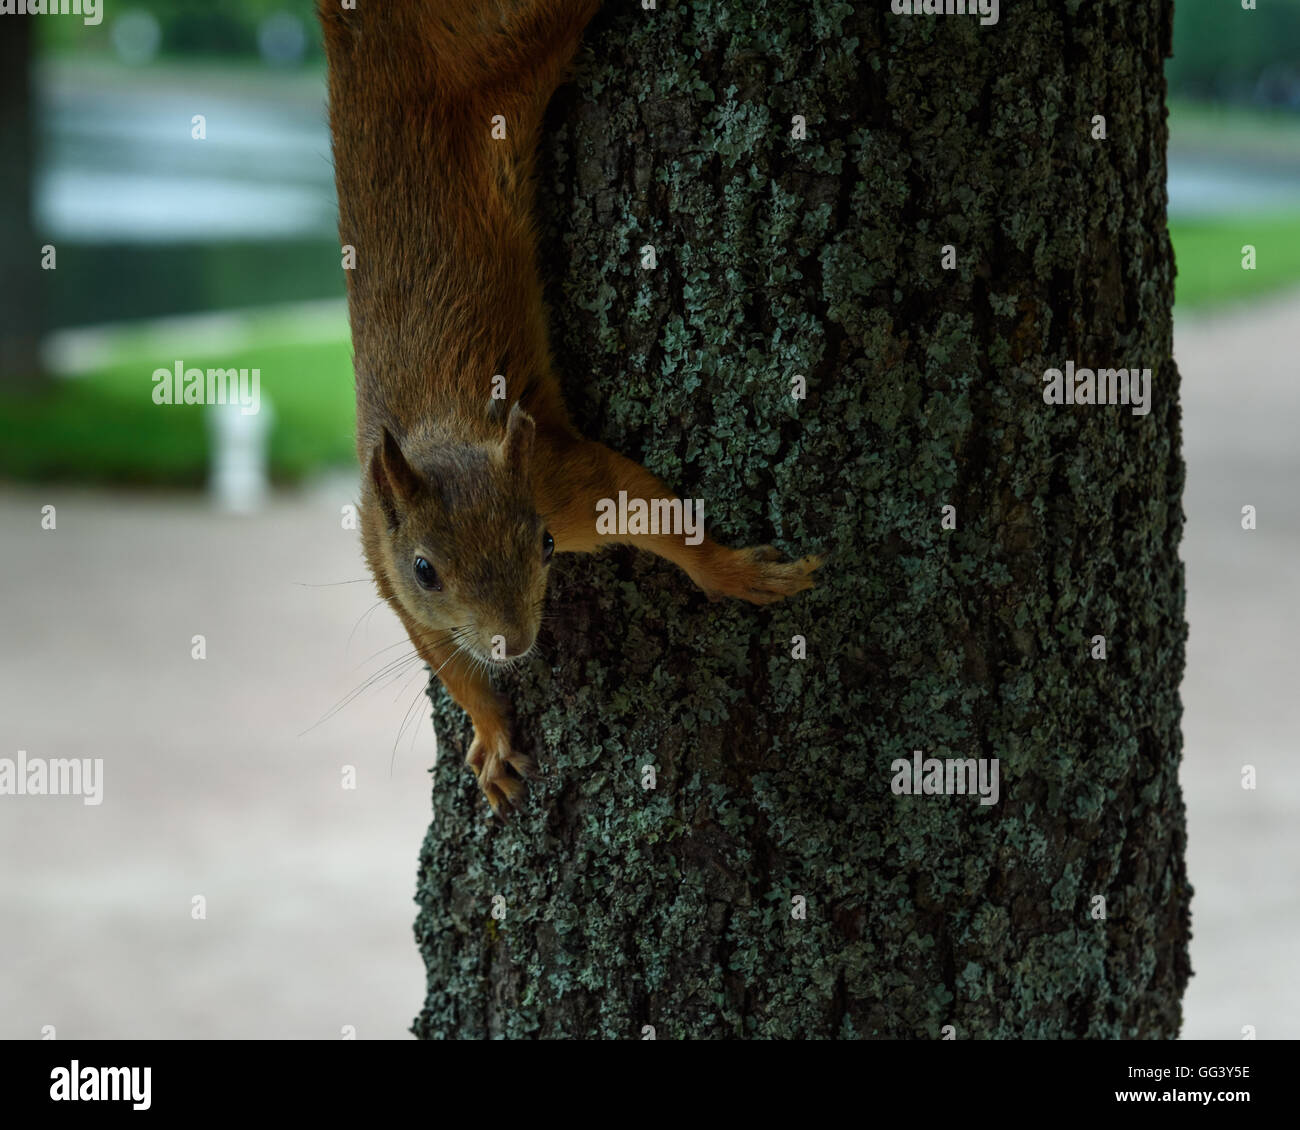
<box><xmin>495</xmin><ymin>631</ymin><xmax>532</xmax><ymax>660</ymax></box>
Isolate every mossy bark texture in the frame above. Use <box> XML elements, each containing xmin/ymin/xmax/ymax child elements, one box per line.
<box><xmin>414</xmin><ymin>0</ymin><xmax>1189</xmax><ymax>1039</ymax></box>
<box><xmin>0</xmin><ymin>17</ymin><xmax>42</xmax><ymax>383</ymax></box>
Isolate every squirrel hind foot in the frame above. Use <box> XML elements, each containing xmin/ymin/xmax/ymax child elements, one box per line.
<box><xmin>700</xmin><ymin>546</ymin><xmax>824</xmax><ymax>606</ymax></box>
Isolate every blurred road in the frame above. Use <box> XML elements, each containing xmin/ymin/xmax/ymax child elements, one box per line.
<box><xmin>1174</xmin><ymin>288</ymin><xmax>1300</xmax><ymax>1039</ymax></box>
<box><xmin>1</xmin><ymin>290</ymin><xmax>1298</xmax><ymax>1037</ymax></box>
<box><xmin>35</xmin><ymin>59</ymin><xmax>1293</xmax><ymax>245</ymax></box>
<box><xmin>39</xmin><ymin>59</ymin><xmax>337</xmax><ymax>243</ymax></box>
<box><xmin>0</xmin><ymin>474</ymin><xmax>434</xmax><ymax>1039</ymax></box>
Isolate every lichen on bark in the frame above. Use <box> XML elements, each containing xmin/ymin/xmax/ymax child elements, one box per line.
<box><xmin>413</xmin><ymin>0</ymin><xmax>1190</xmax><ymax>1039</ymax></box>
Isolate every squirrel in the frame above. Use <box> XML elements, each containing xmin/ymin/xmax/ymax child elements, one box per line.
<box><xmin>318</xmin><ymin>0</ymin><xmax>822</xmax><ymax>814</ymax></box>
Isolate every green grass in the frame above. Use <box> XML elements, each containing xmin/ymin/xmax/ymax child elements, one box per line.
<box><xmin>4</xmin><ymin>204</ymin><xmax>1300</xmax><ymax>487</ymax></box>
<box><xmin>1166</xmin><ymin>98</ymin><xmax>1300</xmax><ymax>309</ymax></box>
<box><xmin>0</xmin><ymin>327</ymin><xmax>355</xmax><ymax>486</ymax></box>
<box><xmin>1170</xmin><ymin>212</ymin><xmax>1300</xmax><ymax>311</ymax></box>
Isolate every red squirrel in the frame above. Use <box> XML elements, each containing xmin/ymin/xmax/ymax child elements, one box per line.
<box><xmin>318</xmin><ymin>0</ymin><xmax>822</xmax><ymax>813</ymax></box>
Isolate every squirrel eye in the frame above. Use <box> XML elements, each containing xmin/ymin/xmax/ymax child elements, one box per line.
<box><xmin>413</xmin><ymin>556</ymin><xmax>441</xmax><ymax>591</ymax></box>
<box><xmin>542</xmin><ymin>529</ymin><xmax>555</xmax><ymax>562</ymax></box>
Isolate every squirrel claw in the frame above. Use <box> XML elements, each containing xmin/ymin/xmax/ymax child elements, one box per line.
<box><xmin>489</xmin><ymin>773</ymin><xmax>528</xmax><ymax>817</ymax></box>
<box><xmin>467</xmin><ymin>727</ymin><xmax>535</xmax><ymax>816</ymax></box>
<box><xmin>507</xmin><ymin>751</ymin><xmax>540</xmax><ymax>781</ymax></box>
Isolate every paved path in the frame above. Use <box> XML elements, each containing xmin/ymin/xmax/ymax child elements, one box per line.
<box><xmin>0</xmin><ymin>475</ymin><xmax>434</xmax><ymax>1038</ymax></box>
<box><xmin>1174</xmin><ymin>289</ymin><xmax>1300</xmax><ymax>1039</ymax></box>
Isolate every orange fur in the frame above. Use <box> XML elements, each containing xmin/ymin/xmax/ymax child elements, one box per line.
<box><xmin>319</xmin><ymin>0</ymin><xmax>820</xmax><ymax>814</ymax></box>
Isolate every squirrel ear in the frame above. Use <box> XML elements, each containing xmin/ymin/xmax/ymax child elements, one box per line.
<box><xmin>502</xmin><ymin>402</ymin><xmax>535</xmax><ymax>472</ymax></box>
<box><xmin>369</xmin><ymin>428</ymin><xmax>424</xmax><ymax>528</ymax></box>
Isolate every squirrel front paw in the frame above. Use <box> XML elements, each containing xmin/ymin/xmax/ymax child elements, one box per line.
<box><xmin>696</xmin><ymin>545</ymin><xmax>823</xmax><ymax>605</ymax></box>
<box><xmin>466</xmin><ymin>723</ymin><xmax>538</xmax><ymax>816</ymax></box>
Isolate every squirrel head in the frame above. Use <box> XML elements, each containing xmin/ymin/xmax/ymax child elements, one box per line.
<box><xmin>362</xmin><ymin>404</ymin><xmax>552</xmax><ymax>665</ymax></box>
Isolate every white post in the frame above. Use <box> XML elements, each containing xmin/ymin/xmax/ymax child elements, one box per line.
<box><xmin>207</xmin><ymin>396</ymin><xmax>274</xmax><ymax>513</ymax></box>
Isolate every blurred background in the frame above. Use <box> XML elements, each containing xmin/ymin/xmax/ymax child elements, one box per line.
<box><xmin>1</xmin><ymin>0</ymin><xmax>1297</xmax><ymax>1038</ymax></box>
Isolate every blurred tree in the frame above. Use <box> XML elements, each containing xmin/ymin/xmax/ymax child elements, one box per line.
<box><xmin>1168</xmin><ymin>0</ymin><xmax>1300</xmax><ymax>101</ymax></box>
<box><xmin>0</xmin><ymin>16</ymin><xmax>43</xmax><ymax>386</ymax></box>
<box><xmin>413</xmin><ymin>0</ymin><xmax>1190</xmax><ymax>1038</ymax></box>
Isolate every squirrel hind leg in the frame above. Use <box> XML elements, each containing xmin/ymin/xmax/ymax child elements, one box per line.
<box><xmin>536</xmin><ymin>437</ymin><xmax>824</xmax><ymax>605</ymax></box>
<box><xmin>693</xmin><ymin>547</ymin><xmax>824</xmax><ymax>606</ymax></box>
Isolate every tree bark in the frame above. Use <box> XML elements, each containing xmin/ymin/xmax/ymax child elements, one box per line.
<box><xmin>413</xmin><ymin>0</ymin><xmax>1190</xmax><ymax>1039</ymax></box>
<box><xmin>0</xmin><ymin>16</ymin><xmax>44</xmax><ymax>385</ymax></box>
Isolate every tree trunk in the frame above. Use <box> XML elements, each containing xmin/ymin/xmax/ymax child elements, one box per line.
<box><xmin>413</xmin><ymin>0</ymin><xmax>1190</xmax><ymax>1039</ymax></box>
<box><xmin>0</xmin><ymin>16</ymin><xmax>43</xmax><ymax>385</ymax></box>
